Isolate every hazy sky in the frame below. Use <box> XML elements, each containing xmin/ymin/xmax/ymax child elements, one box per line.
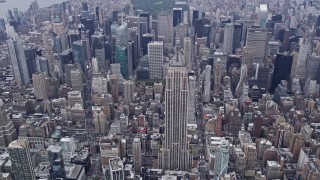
<box><xmin>0</xmin><ymin>0</ymin><xmax>65</xmax><ymax>19</ymax></box>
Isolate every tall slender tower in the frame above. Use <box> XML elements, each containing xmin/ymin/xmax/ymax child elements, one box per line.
<box><xmin>160</xmin><ymin>66</ymin><xmax>191</xmax><ymax>171</ymax></box>
<box><xmin>214</xmin><ymin>58</ymin><xmax>222</xmax><ymax>95</ymax></box>
<box><xmin>158</xmin><ymin>13</ymin><xmax>173</xmax><ymax>45</ymax></box>
<box><xmin>7</xmin><ymin>38</ymin><xmax>30</xmax><ymax>85</ymax></box>
<box><xmin>148</xmin><ymin>41</ymin><xmax>164</xmax><ymax>80</ymax></box>
<box><xmin>133</xmin><ymin>138</ymin><xmax>142</xmax><ymax>174</ymax></box>
<box><xmin>124</xmin><ymin>80</ymin><xmax>135</xmax><ymax>105</ymax></box>
<box><xmin>184</xmin><ymin>37</ymin><xmax>192</xmax><ymax>70</ymax></box>
<box><xmin>222</xmin><ymin>23</ymin><xmax>234</xmax><ymax>54</ymax></box>
<box><xmin>110</xmin><ymin>74</ymin><xmax>119</xmax><ymax>103</ymax></box>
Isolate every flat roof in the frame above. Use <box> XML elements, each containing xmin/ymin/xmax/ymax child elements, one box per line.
<box><xmin>260</xmin><ymin>4</ymin><xmax>268</xmax><ymax>11</ymax></box>
<box><xmin>109</xmin><ymin>157</ymin><xmax>123</xmax><ymax>171</ymax></box>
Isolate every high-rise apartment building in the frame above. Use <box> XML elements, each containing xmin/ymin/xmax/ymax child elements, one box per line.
<box><xmin>244</xmin><ymin>144</ymin><xmax>257</xmax><ymax>170</ymax></box>
<box><xmin>110</xmin><ymin>74</ymin><xmax>119</xmax><ymax>103</ymax></box>
<box><xmin>7</xmin><ymin>38</ymin><xmax>30</xmax><ymax>85</ymax></box>
<box><xmin>32</xmin><ymin>72</ymin><xmax>48</xmax><ymax>100</ymax></box>
<box><xmin>223</xmin><ymin>23</ymin><xmax>234</xmax><ymax>54</ymax></box>
<box><xmin>159</xmin><ymin>66</ymin><xmax>191</xmax><ymax>171</ymax></box>
<box><xmin>148</xmin><ymin>41</ymin><xmax>164</xmax><ymax>80</ymax></box>
<box><xmin>124</xmin><ymin>80</ymin><xmax>135</xmax><ymax>105</ymax></box>
<box><xmin>8</xmin><ymin>139</ymin><xmax>35</xmax><ymax>180</ymax></box>
<box><xmin>133</xmin><ymin>138</ymin><xmax>142</xmax><ymax>174</ymax></box>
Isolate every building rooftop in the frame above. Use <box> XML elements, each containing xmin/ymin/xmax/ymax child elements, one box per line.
<box><xmin>109</xmin><ymin>157</ymin><xmax>123</xmax><ymax>171</ymax></box>
<box><xmin>260</xmin><ymin>4</ymin><xmax>268</xmax><ymax>11</ymax></box>
<box><xmin>47</xmin><ymin>145</ymin><xmax>62</xmax><ymax>153</ymax></box>
<box><xmin>8</xmin><ymin>139</ymin><xmax>27</xmax><ymax>148</ymax></box>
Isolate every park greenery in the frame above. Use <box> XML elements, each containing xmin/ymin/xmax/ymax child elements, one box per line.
<box><xmin>134</xmin><ymin>0</ymin><xmax>175</xmax><ymax>17</ymax></box>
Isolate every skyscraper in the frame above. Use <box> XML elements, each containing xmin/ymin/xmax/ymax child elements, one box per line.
<box><xmin>184</xmin><ymin>37</ymin><xmax>192</xmax><ymax>70</ymax></box>
<box><xmin>232</xmin><ymin>23</ymin><xmax>242</xmax><ymax>52</ymax></box>
<box><xmin>92</xmin><ymin>33</ymin><xmax>107</xmax><ymax>72</ymax></box>
<box><xmin>271</xmin><ymin>53</ymin><xmax>293</xmax><ymax>92</ymax></box>
<box><xmin>8</xmin><ymin>139</ymin><xmax>35</xmax><ymax>180</ymax></box>
<box><xmin>214</xmin><ymin>140</ymin><xmax>229</xmax><ymax>180</ymax></box>
<box><xmin>0</xmin><ymin>99</ymin><xmax>17</xmax><ymax>147</ymax></box>
<box><xmin>295</xmin><ymin>38</ymin><xmax>310</xmax><ymax>80</ymax></box>
<box><xmin>158</xmin><ymin>13</ymin><xmax>173</xmax><ymax>46</ymax></box>
<box><xmin>223</xmin><ymin>23</ymin><xmax>234</xmax><ymax>54</ymax></box>
<box><xmin>24</xmin><ymin>47</ymin><xmax>37</xmax><ymax>80</ymax></box>
<box><xmin>110</xmin><ymin>74</ymin><xmax>119</xmax><ymax>103</ymax></box>
<box><xmin>142</xmin><ymin>33</ymin><xmax>153</xmax><ymax>55</ymax></box>
<box><xmin>70</xmin><ymin>68</ymin><xmax>84</xmax><ymax>92</ymax></box>
<box><xmin>7</xmin><ymin>38</ymin><xmax>30</xmax><ymax>85</ymax></box>
<box><xmin>160</xmin><ymin>66</ymin><xmax>191</xmax><ymax>171</ymax></box>
<box><xmin>139</xmin><ymin>12</ymin><xmax>150</xmax><ymax>35</ymax></box>
<box><xmin>242</xmin><ymin>46</ymin><xmax>254</xmax><ymax>78</ymax></box>
<box><xmin>72</xmin><ymin>40</ymin><xmax>86</xmax><ymax>73</ymax></box>
<box><xmin>214</xmin><ymin>58</ymin><xmax>222</xmax><ymax>95</ymax></box>
<box><xmin>47</xmin><ymin>145</ymin><xmax>66</xmax><ymax>179</ymax></box>
<box><xmin>148</xmin><ymin>41</ymin><xmax>164</xmax><ymax>80</ymax></box>
<box><xmin>173</xmin><ymin>8</ymin><xmax>183</xmax><ymax>27</ymax></box>
<box><xmin>204</xmin><ymin>65</ymin><xmax>212</xmax><ymax>102</ymax></box>
<box><xmin>258</xmin><ymin>4</ymin><xmax>268</xmax><ymax>28</ymax></box>
<box><xmin>115</xmin><ymin>46</ymin><xmax>128</xmax><ymax>79</ymax></box>
<box><xmin>60</xmin><ymin>137</ymin><xmax>76</xmax><ymax>163</ymax></box>
<box><xmin>92</xmin><ymin>106</ymin><xmax>107</xmax><ymax>135</ymax></box>
<box><xmin>188</xmin><ymin>75</ymin><xmax>196</xmax><ymax>124</ymax></box>
<box><xmin>245</xmin><ymin>28</ymin><xmax>268</xmax><ymax>64</ymax></box>
<box><xmin>32</xmin><ymin>72</ymin><xmax>48</xmax><ymax>100</ymax></box>
<box><xmin>116</xmin><ymin>23</ymin><xmax>128</xmax><ymax>47</ymax></box>
<box><xmin>133</xmin><ymin>138</ymin><xmax>142</xmax><ymax>174</ymax></box>
<box><xmin>124</xmin><ymin>80</ymin><xmax>135</xmax><ymax>105</ymax></box>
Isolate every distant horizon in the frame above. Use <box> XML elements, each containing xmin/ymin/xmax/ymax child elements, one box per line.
<box><xmin>0</xmin><ymin>0</ymin><xmax>66</xmax><ymax>19</ymax></box>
